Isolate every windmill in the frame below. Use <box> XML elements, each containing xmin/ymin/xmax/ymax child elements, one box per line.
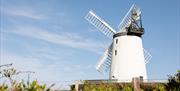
<box><xmin>85</xmin><ymin>4</ymin><xmax>152</xmax><ymax>82</ymax></box>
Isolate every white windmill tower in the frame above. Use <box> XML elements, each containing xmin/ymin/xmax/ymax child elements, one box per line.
<box><xmin>85</xmin><ymin>4</ymin><xmax>152</xmax><ymax>82</ymax></box>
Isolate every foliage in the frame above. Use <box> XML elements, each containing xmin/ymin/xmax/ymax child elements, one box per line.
<box><xmin>0</xmin><ymin>80</ymin><xmax>54</xmax><ymax>91</ymax></box>
<box><xmin>121</xmin><ymin>86</ymin><xmax>133</xmax><ymax>91</ymax></box>
<box><xmin>0</xmin><ymin>83</ymin><xmax>8</xmax><ymax>91</ymax></box>
<box><xmin>0</xmin><ymin>79</ymin><xmax>54</xmax><ymax>91</ymax></box>
<box><xmin>153</xmin><ymin>84</ymin><xmax>167</xmax><ymax>91</ymax></box>
<box><xmin>166</xmin><ymin>70</ymin><xmax>180</xmax><ymax>91</ymax></box>
<box><xmin>1</xmin><ymin>68</ymin><xmax>17</xmax><ymax>84</ymax></box>
<box><xmin>81</xmin><ymin>81</ymin><xmax>133</xmax><ymax>91</ymax></box>
<box><xmin>0</xmin><ymin>66</ymin><xmax>54</xmax><ymax>91</ymax></box>
<box><xmin>70</xmin><ymin>85</ymin><xmax>76</xmax><ymax>91</ymax></box>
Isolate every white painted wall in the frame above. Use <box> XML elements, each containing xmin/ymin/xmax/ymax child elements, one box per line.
<box><xmin>110</xmin><ymin>35</ymin><xmax>147</xmax><ymax>82</ymax></box>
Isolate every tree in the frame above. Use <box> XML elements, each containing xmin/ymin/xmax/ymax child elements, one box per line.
<box><xmin>167</xmin><ymin>70</ymin><xmax>180</xmax><ymax>91</ymax></box>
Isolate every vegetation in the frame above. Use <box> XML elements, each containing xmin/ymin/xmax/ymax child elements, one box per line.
<box><xmin>166</xmin><ymin>70</ymin><xmax>180</xmax><ymax>91</ymax></box>
<box><xmin>82</xmin><ymin>81</ymin><xmax>133</xmax><ymax>91</ymax></box>
<box><xmin>1</xmin><ymin>63</ymin><xmax>179</xmax><ymax>91</ymax></box>
<box><xmin>140</xmin><ymin>83</ymin><xmax>166</xmax><ymax>91</ymax></box>
<box><xmin>0</xmin><ymin>66</ymin><xmax>54</xmax><ymax>91</ymax></box>
<box><xmin>70</xmin><ymin>70</ymin><xmax>180</xmax><ymax>91</ymax></box>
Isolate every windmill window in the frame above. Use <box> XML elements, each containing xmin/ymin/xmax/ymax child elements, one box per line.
<box><xmin>116</xmin><ymin>39</ymin><xmax>118</xmax><ymax>44</ymax></box>
<box><xmin>115</xmin><ymin>50</ymin><xmax>117</xmax><ymax>55</ymax></box>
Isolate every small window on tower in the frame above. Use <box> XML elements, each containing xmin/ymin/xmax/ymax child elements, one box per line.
<box><xmin>116</xmin><ymin>39</ymin><xmax>118</xmax><ymax>44</ymax></box>
<box><xmin>115</xmin><ymin>50</ymin><xmax>117</xmax><ymax>55</ymax></box>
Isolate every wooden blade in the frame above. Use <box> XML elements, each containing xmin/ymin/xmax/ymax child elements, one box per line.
<box><xmin>143</xmin><ymin>48</ymin><xmax>152</xmax><ymax>64</ymax></box>
<box><xmin>96</xmin><ymin>43</ymin><xmax>113</xmax><ymax>73</ymax></box>
<box><xmin>85</xmin><ymin>10</ymin><xmax>116</xmax><ymax>38</ymax></box>
<box><xmin>118</xmin><ymin>4</ymin><xmax>141</xmax><ymax>32</ymax></box>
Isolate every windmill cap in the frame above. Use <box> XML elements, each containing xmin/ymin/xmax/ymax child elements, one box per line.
<box><xmin>113</xmin><ymin>32</ymin><xmax>143</xmax><ymax>39</ymax></box>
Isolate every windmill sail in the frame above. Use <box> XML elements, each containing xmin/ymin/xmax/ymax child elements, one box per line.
<box><xmin>85</xmin><ymin>10</ymin><xmax>116</xmax><ymax>38</ymax></box>
<box><xmin>143</xmin><ymin>49</ymin><xmax>152</xmax><ymax>64</ymax></box>
<box><xmin>85</xmin><ymin>4</ymin><xmax>151</xmax><ymax>82</ymax></box>
<box><xmin>118</xmin><ymin>4</ymin><xmax>141</xmax><ymax>32</ymax></box>
<box><xmin>96</xmin><ymin>44</ymin><xmax>112</xmax><ymax>73</ymax></box>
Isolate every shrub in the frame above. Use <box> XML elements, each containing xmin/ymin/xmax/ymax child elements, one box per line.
<box><xmin>0</xmin><ymin>83</ymin><xmax>8</xmax><ymax>91</ymax></box>
<box><xmin>167</xmin><ymin>70</ymin><xmax>180</xmax><ymax>91</ymax></box>
<box><xmin>0</xmin><ymin>67</ymin><xmax>54</xmax><ymax>91</ymax></box>
<box><xmin>153</xmin><ymin>84</ymin><xmax>166</xmax><ymax>91</ymax></box>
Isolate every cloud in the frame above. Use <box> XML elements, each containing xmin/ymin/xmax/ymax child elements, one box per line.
<box><xmin>0</xmin><ymin>4</ymin><xmax>107</xmax><ymax>89</ymax></box>
<box><xmin>5</xmin><ymin>26</ymin><xmax>106</xmax><ymax>54</ymax></box>
<box><xmin>0</xmin><ymin>50</ymin><xmax>104</xmax><ymax>89</ymax></box>
<box><xmin>1</xmin><ymin>6</ymin><xmax>46</xmax><ymax>20</ymax></box>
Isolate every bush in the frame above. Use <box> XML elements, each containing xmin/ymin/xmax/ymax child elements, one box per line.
<box><xmin>166</xmin><ymin>70</ymin><xmax>180</xmax><ymax>91</ymax></box>
<box><xmin>0</xmin><ymin>67</ymin><xmax>54</xmax><ymax>91</ymax></box>
<box><xmin>0</xmin><ymin>83</ymin><xmax>8</xmax><ymax>91</ymax></box>
<box><xmin>79</xmin><ymin>81</ymin><xmax>134</xmax><ymax>91</ymax></box>
<box><xmin>153</xmin><ymin>84</ymin><xmax>167</xmax><ymax>91</ymax></box>
<box><xmin>71</xmin><ymin>70</ymin><xmax>180</xmax><ymax>91</ymax></box>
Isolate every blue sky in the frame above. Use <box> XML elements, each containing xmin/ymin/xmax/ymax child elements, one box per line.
<box><xmin>0</xmin><ymin>0</ymin><xmax>179</xmax><ymax>87</ymax></box>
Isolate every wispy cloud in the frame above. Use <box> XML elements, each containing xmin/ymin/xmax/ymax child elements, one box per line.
<box><xmin>0</xmin><ymin>50</ymin><xmax>103</xmax><ymax>85</ymax></box>
<box><xmin>0</xmin><ymin>3</ymin><xmax>107</xmax><ymax>88</ymax></box>
<box><xmin>5</xmin><ymin>26</ymin><xmax>106</xmax><ymax>54</ymax></box>
<box><xmin>1</xmin><ymin>6</ymin><xmax>46</xmax><ymax>20</ymax></box>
